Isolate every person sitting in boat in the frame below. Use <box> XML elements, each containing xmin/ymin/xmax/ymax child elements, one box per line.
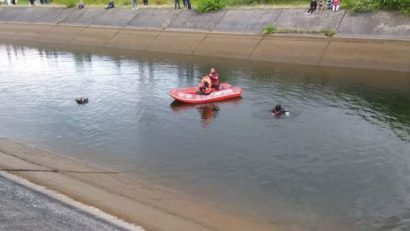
<box><xmin>272</xmin><ymin>104</ymin><xmax>288</xmax><ymax>116</ymax></box>
<box><xmin>198</xmin><ymin>76</ymin><xmax>213</xmax><ymax>95</ymax></box>
<box><xmin>208</xmin><ymin>67</ymin><xmax>220</xmax><ymax>90</ymax></box>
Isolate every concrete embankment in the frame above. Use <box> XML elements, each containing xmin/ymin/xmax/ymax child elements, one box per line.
<box><xmin>0</xmin><ymin>138</ymin><xmax>278</xmax><ymax>231</ymax></box>
<box><xmin>0</xmin><ymin>7</ymin><xmax>409</xmax><ymax>72</ymax></box>
<box><xmin>0</xmin><ymin>172</ymin><xmax>142</xmax><ymax>231</ymax></box>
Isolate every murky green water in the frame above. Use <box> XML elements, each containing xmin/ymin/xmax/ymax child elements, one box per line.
<box><xmin>1</xmin><ymin>44</ymin><xmax>410</xmax><ymax>231</ymax></box>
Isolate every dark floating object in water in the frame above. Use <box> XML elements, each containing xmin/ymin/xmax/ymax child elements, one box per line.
<box><xmin>75</xmin><ymin>97</ymin><xmax>88</xmax><ymax>105</ymax></box>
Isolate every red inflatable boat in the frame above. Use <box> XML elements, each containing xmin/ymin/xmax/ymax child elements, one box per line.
<box><xmin>169</xmin><ymin>83</ymin><xmax>243</xmax><ymax>104</ymax></box>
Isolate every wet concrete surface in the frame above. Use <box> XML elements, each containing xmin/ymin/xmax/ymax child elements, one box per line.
<box><xmin>0</xmin><ymin>174</ymin><xmax>128</xmax><ymax>231</ymax></box>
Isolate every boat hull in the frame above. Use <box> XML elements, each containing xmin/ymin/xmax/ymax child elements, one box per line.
<box><xmin>169</xmin><ymin>83</ymin><xmax>243</xmax><ymax>104</ymax></box>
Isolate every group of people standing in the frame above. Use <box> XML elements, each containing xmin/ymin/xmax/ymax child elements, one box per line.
<box><xmin>2</xmin><ymin>0</ymin><xmax>17</xmax><ymax>5</ymax></box>
<box><xmin>83</xmin><ymin>0</ymin><xmax>191</xmax><ymax>10</ymax></box>
<box><xmin>1</xmin><ymin>0</ymin><xmax>191</xmax><ymax>10</ymax></box>
<box><xmin>2</xmin><ymin>0</ymin><xmax>48</xmax><ymax>6</ymax></box>
<box><xmin>306</xmin><ymin>0</ymin><xmax>340</xmax><ymax>14</ymax></box>
<box><xmin>131</xmin><ymin>0</ymin><xmax>149</xmax><ymax>10</ymax></box>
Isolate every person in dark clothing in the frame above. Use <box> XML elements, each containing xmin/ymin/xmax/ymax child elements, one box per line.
<box><xmin>272</xmin><ymin>104</ymin><xmax>288</xmax><ymax>116</ymax></box>
<box><xmin>306</xmin><ymin>0</ymin><xmax>317</xmax><ymax>14</ymax></box>
<box><xmin>75</xmin><ymin>97</ymin><xmax>89</xmax><ymax>104</ymax></box>
<box><xmin>327</xmin><ymin>0</ymin><xmax>333</xmax><ymax>9</ymax></box>
<box><xmin>105</xmin><ymin>0</ymin><xmax>114</xmax><ymax>9</ymax></box>
<box><xmin>78</xmin><ymin>0</ymin><xmax>85</xmax><ymax>9</ymax></box>
<box><xmin>185</xmin><ymin>0</ymin><xmax>191</xmax><ymax>9</ymax></box>
<box><xmin>175</xmin><ymin>0</ymin><xmax>180</xmax><ymax>9</ymax></box>
<box><xmin>143</xmin><ymin>0</ymin><xmax>148</xmax><ymax>6</ymax></box>
<box><xmin>29</xmin><ymin>0</ymin><xmax>35</xmax><ymax>5</ymax></box>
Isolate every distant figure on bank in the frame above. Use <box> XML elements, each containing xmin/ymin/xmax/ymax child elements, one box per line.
<box><xmin>332</xmin><ymin>0</ymin><xmax>340</xmax><ymax>11</ymax></box>
<box><xmin>131</xmin><ymin>0</ymin><xmax>136</xmax><ymax>10</ymax></box>
<box><xmin>305</xmin><ymin>0</ymin><xmax>317</xmax><ymax>14</ymax></box>
<box><xmin>143</xmin><ymin>0</ymin><xmax>148</xmax><ymax>6</ymax></box>
<box><xmin>175</xmin><ymin>0</ymin><xmax>180</xmax><ymax>9</ymax></box>
<box><xmin>327</xmin><ymin>0</ymin><xmax>332</xmax><ymax>9</ymax></box>
<box><xmin>78</xmin><ymin>0</ymin><xmax>85</xmax><ymax>9</ymax></box>
<box><xmin>318</xmin><ymin>0</ymin><xmax>324</xmax><ymax>13</ymax></box>
<box><xmin>105</xmin><ymin>0</ymin><xmax>114</xmax><ymax>9</ymax></box>
<box><xmin>185</xmin><ymin>0</ymin><xmax>191</xmax><ymax>9</ymax></box>
<box><xmin>29</xmin><ymin>0</ymin><xmax>34</xmax><ymax>5</ymax></box>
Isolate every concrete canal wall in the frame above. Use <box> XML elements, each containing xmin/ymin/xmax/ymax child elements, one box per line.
<box><xmin>0</xmin><ymin>7</ymin><xmax>409</xmax><ymax>72</ymax></box>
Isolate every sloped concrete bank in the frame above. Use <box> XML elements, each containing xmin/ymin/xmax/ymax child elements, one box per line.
<box><xmin>0</xmin><ymin>7</ymin><xmax>409</xmax><ymax>72</ymax></box>
<box><xmin>0</xmin><ymin>138</ymin><xmax>278</xmax><ymax>231</ymax></box>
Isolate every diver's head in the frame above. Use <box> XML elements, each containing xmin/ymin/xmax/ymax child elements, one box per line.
<box><xmin>275</xmin><ymin>104</ymin><xmax>282</xmax><ymax>111</ymax></box>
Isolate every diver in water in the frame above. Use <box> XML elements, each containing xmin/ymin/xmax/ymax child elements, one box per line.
<box><xmin>75</xmin><ymin>97</ymin><xmax>88</xmax><ymax>104</ymax></box>
<box><xmin>272</xmin><ymin>104</ymin><xmax>288</xmax><ymax>116</ymax></box>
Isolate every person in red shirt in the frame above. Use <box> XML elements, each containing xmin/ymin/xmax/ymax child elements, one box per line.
<box><xmin>332</xmin><ymin>0</ymin><xmax>340</xmax><ymax>11</ymax></box>
<box><xmin>208</xmin><ymin>67</ymin><xmax>220</xmax><ymax>90</ymax></box>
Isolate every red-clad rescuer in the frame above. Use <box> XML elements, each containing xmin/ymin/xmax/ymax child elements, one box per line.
<box><xmin>209</xmin><ymin>67</ymin><xmax>220</xmax><ymax>90</ymax></box>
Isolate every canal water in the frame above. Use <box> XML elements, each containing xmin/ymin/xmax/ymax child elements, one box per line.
<box><xmin>1</xmin><ymin>44</ymin><xmax>410</xmax><ymax>231</ymax></box>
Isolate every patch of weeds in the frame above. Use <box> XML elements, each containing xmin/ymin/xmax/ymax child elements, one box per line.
<box><xmin>261</xmin><ymin>25</ymin><xmax>277</xmax><ymax>35</ymax></box>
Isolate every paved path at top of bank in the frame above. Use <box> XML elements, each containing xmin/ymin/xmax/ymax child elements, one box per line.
<box><xmin>0</xmin><ymin>7</ymin><xmax>409</xmax><ymax>40</ymax></box>
<box><xmin>0</xmin><ymin>174</ymin><xmax>132</xmax><ymax>231</ymax></box>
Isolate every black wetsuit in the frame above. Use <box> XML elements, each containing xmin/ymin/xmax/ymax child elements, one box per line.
<box><xmin>272</xmin><ymin>105</ymin><xmax>287</xmax><ymax>116</ymax></box>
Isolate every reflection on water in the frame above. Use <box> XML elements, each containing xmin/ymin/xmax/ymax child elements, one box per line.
<box><xmin>197</xmin><ymin>104</ymin><xmax>220</xmax><ymax>127</ymax></box>
<box><xmin>171</xmin><ymin>100</ymin><xmax>239</xmax><ymax>127</ymax></box>
<box><xmin>1</xmin><ymin>44</ymin><xmax>410</xmax><ymax>231</ymax></box>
